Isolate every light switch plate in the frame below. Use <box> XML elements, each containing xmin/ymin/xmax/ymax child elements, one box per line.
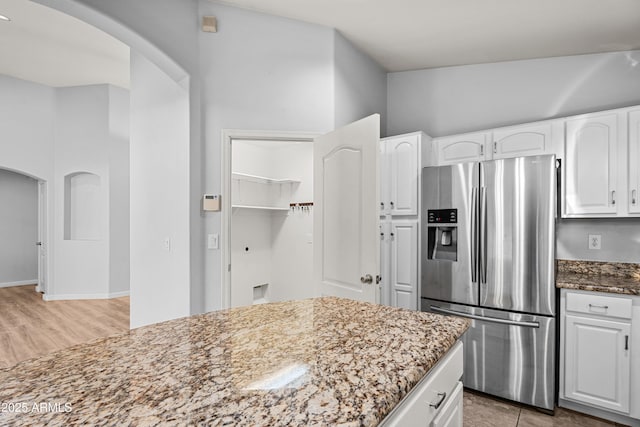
<box><xmin>588</xmin><ymin>234</ymin><xmax>601</xmax><ymax>250</ymax></box>
<box><xmin>208</xmin><ymin>233</ymin><xmax>219</xmax><ymax>250</ymax></box>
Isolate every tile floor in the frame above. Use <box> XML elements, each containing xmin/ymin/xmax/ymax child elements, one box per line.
<box><xmin>463</xmin><ymin>389</ymin><xmax>627</xmax><ymax>427</ymax></box>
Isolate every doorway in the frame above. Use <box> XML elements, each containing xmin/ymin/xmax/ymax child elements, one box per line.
<box><xmin>0</xmin><ymin>168</ymin><xmax>41</xmax><ymax>291</ymax></box>
<box><xmin>222</xmin><ymin>131</ymin><xmax>317</xmax><ymax>309</ymax></box>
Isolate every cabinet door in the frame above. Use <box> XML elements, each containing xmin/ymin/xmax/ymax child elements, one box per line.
<box><xmin>390</xmin><ymin>221</ymin><xmax>418</xmax><ymax>310</ymax></box>
<box><xmin>435</xmin><ymin>132</ymin><xmax>489</xmax><ymax>165</ymax></box>
<box><xmin>565</xmin><ymin>113</ymin><xmax>619</xmax><ymax>216</ymax></box>
<box><xmin>564</xmin><ymin>314</ymin><xmax>631</xmax><ymax>413</ymax></box>
<box><xmin>432</xmin><ymin>381</ymin><xmax>463</xmax><ymax>427</ymax></box>
<box><xmin>380</xmin><ymin>140</ymin><xmax>390</xmax><ymax>216</ymax></box>
<box><xmin>380</xmin><ymin>221</ymin><xmax>391</xmax><ymax>306</ymax></box>
<box><xmin>492</xmin><ymin>122</ymin><xmax>552</xmax><ymax>159</ymax></box>
<box><xmin>388</xmin><ymin>135</ymin><xmax>419</xmax><ymax>216</ymax></box>
<box><xmin>629</xmin><ymin>110</ymin><xmax>640</xmax><ymax>214</ymax></box>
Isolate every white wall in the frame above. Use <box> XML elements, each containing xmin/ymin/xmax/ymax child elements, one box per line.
<box><xmin>388</xmin><ymin>50</ymin><xmax>640</xmax><ymax>137</ymax></box>
<box><xmin>270</xmin><ymin>143</ymin><xmax>314</xmax><ymax>302</ymax></box>
<box><xmin>130</xmin><ymin>52</ymin><xmax>190</xmax><ymax>327</ymax></box>
<box><xmin>54</xmin><ymin>85</ymin><xmax>109</xmax><ymax>297</ymax></box>
<box><xmin>557</xmin><ymin>219</ymin><xmax>640</xmax><ymax>263</ymax></box>
<box><xmin>199</xmin><ymin>2</ymin><xmax>334</xmax><ymax>311</ymax></box>
<box><xmin>108</xmin><ymin>85</ymin><xmax>131</xmax><ymax>295</ymax></box>
<box><xmin>231</xmin><ymin>142</ymin><xmax>277</xmax><ymax>307</ymax></box>
<box><xmin>38</xmin><ymin>0</ymin><xmax>389</xmax><ymax>317</ymax></box>
<box><xmin>0</xmin><ymin>169</ymin><xmax>38</xmax><ymax>286</ymax></box>
<box><xmin>230</xmin><ymin>141</ymin><xmax>314</xmax><ymax>306</ymax></box>
<box><xmin>0</xmin><ymin>76</ymin><xmax>55</xmax><ymax>180</ymax></box>
<box><xmin>0</xmin><ymin>75</ymin><xmax>55</xmax><ymax>289</ymax></box>
<box><xmin>387</xmin><ymin>50</ymin><xmax>640</xmax><ymax>263</ymax></box>
<box><xmin>334</xmin><ymin>31</ymin><xmax>388</xmax><ymax>136</ymax></box>
<box><xmin>0</xmin><ymin>75</ymin><xmax>131</xmax><ymax>298</ymax></box>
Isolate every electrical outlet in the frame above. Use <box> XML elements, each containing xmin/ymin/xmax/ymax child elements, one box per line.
<box><xmin>588</xmin><ymin>234</ymin><xmax>601</xmax><ymax>250</ymax></box>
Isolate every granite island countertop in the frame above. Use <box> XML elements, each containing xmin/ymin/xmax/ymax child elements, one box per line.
<box><xmin>0</xmin><ymin>297</ymin><xmax>469</xmax><ymax>426</ymax></box>
<box><xmin>556</xmin><ymin>259</ymin><xmax>640</xmax><ymax>296</ymax></box>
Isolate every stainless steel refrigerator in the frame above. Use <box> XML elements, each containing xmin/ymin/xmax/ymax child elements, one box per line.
<box><xmin>421</xmin><ymin>154</ymin><xmax>557</xmax><ymax>411</ymax></box>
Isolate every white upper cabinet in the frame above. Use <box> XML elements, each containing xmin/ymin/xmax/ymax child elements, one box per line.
<box><xmin>435</xmin><ymin>132</ymin><xmax>489</xmax><ymax>165</ymax></box>
<box><xmin>388</xmin><ymin>135</ymin><xmax>419</xmax><ymax>216</ymax></box>
<box><xmin>492</xmin><ymin>122</ymin><xmax>553</xmax><ymax>159</ymax></box>
<box><xmin>564</xmin><ymin>113</ymin><xmax>619</xmax><ymax>216</ymax></box>
<box><xmin>434</xmin><ymin>122</ymin><xmax>557</xmax><ymax>165</ymax></box>
<box><xmin>628</xmin><ymin>109</ymin><xmax>640</xmax><ymax>214</ymax></box>
<box><xmin>380</xmin><ymin>132</ymin><xmax>430</xmax><ymax>218</ymax></box>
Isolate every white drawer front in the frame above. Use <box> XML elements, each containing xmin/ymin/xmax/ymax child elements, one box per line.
<box><xmin>380</xmin><ymin>341</ymin><xmax>463</xmax><ymax>426</ymax></box>
<box><xmin>432</xmin><ymin>381</ymin><xmax>463</xmax><ymax>427</ymax></box>
<box><xmin>566</xmin><ymin>292</ymin><xmax>632</xmax><ymax>319</ymax></box>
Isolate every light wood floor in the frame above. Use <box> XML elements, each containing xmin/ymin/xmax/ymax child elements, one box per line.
<box><xmin>0</xmin><ymin>285</ymin><xmax>129</xmax><ymax>369</ymax></box>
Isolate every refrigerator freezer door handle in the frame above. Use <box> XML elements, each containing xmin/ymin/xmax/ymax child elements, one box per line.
<box><xmin>480</xmin><ymin>187</ymin><xmax>488</xmax><ymax>284</ymax></box>
<box><xmin>430</xmin><ymin>306</ymin><xmax>540</xmax><ymax>328</ymax></box>
<box><xmin>471</xmin><ymin>187</ymin><xmax>478</xmax><ymax>283</ymax></box>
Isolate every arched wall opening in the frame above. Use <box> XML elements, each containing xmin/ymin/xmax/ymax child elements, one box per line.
<box><xmin>0</xmin><ymin>168</ymin><xmax>42</xmax><ymax>291</ymax></box>
<box><xmin>28</xmin><ymin>0</ymin><xmax>195</xmax><ymax>328</ymax></box>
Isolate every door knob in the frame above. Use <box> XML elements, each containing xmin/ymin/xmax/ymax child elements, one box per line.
<box><xmin>360</xmin><ymin>274</ymin><xmax>373</xmax><ymax>284</ymax></box>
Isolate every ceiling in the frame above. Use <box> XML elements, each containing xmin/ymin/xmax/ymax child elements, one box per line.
<box><xmin>0</xmin><ymin>0</ymin><xmax>638</xmax><ymax>88</ymax></box>
<box><xmin>216</xmin><ymin>0</ymin><xmax>640</xmax><ymax>72</ymax></box>
<box><xmin>0</xmin><ymin>0</ymin><xmax>129</xmax><ymax>88</ymax></box>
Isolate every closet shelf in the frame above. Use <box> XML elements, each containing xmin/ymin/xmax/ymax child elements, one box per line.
<box><xmin>232</xmin><ymin>205</ymin><xmax>290</xmax><ymax>212</ymax></box>
<box><xmin>232</xmin><ymin>172</ymin><xmax>300</xmax><ymax>185</ymax></box>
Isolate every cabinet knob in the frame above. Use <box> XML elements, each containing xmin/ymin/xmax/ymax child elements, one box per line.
<box><xmin>611</xmin><ymin>190</ymin><xmax>616</xmax><ymax>205</ymax></box>
<box><xmin>390</xmin><ymin>201</ymin><xmax>394</xmax><ymax>208</ymax></box>
<box><xmin>632</xmin><ymin>190</ymin><xmax>637</xmax><ymax>205</ymax></box>
<box><xmin>381</xmin><ymin>202</ymin><xmax>384</xmax><ymax>209</ymax></box>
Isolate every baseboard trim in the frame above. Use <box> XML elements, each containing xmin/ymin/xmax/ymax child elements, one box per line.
<box><xmin>0</xmin><ymin>280</ymin><xmax>38</xmax><ymax>288</ymax></box>
<box><xmin>43</xmin><ymin>291</ymin><xmax>130</xmax><ymax>301</ymax></box>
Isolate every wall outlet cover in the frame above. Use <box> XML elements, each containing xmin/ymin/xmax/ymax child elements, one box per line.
<box><xmin>588</xmin><ymin>234</ymin><xmax>601</xmax><ymax>250</ymax></box>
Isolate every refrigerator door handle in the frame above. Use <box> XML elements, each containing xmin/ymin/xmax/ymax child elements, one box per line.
<box><xmin>430</xmin><ymin>306</ymin><xmax>540</xmax><ymax>328</ymax></box>
<box><xmin>470</xmin><ymin>187</ymin><xmax>478</xmax><ymax>283</ymax></box>
<box><xmin>480</xmin><ymin>186</ymin><xmax>488</xmax><ymax>284</ymax></box>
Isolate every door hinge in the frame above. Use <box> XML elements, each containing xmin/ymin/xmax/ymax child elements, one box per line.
<box><xmin>228</xmin><ymin>264</ymin><xmax>231</xmax><ymax>272</ymax></box>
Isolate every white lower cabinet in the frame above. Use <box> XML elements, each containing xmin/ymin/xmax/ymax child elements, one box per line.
<box><xmin>564</xmin><ymin>314</ymin><xmax>630</xmax><ymax>413</ymax></box>
<box><xmin>380</xmin><ymin>341</ymin><xmax>464</xmax><ymax>427</ymax></box>
<box><xmin>380</xmin><ymin>220</ymin><xmax>418</xmax><ymax>310</ymax></box>
<box><xmin>560</xmin><ymin>289</ymin><xmax>639</xmax><ymax>425</ymax></box>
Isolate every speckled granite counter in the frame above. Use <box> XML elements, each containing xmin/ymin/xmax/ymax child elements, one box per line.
<box><xmin>556</xmin><ymin>259</ymin><xmax>640</xmax><ymax>295</ymax></box>
<box><xmin>0</xmin><ymin>297</ymin><xmax>469</xmax><ymax>426</ymax></box>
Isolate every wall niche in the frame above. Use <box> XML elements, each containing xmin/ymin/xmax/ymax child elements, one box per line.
<box><xmin>64</xmin><ymin>172</ymin><xmax>101</xmax><ymax>241</ymax></box>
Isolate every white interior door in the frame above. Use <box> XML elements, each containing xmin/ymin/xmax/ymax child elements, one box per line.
<box><xmin>314</xmin><ymin>114</ymin><xmax>380</xmax><ymax>303</ymax></box>
<box><xmin>37</xmin><ymin>181</ymin><xmax>46</xmax><ymax>293</ymax></box>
